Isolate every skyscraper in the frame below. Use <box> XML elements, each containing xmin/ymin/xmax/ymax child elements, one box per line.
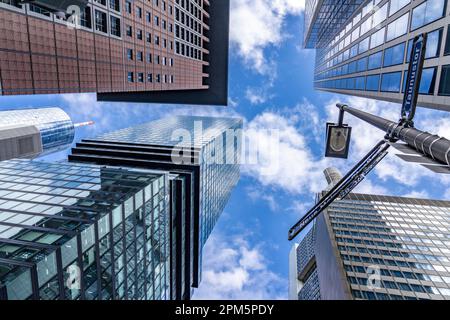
<box><xmin>0</xmin><ymin>107</ymin><xmax>92</xmax><ymax>161</ymax></box>
<box><xmin>68</xmin><ymin>115</ymin><xmax>243</xmax><ymax>299</ymax></box>
<box><xmin>0</xmin><ymin>159</ymin><xmax>171</xmax><ymax>300</ymax></box>
<box><xmin>0</xmin><ymin>0</ymin><xmax>230</xmax><ymax>105</ymax></box>
<box><xmin>293</xmin><ymin>167</ymin><xmax>450</xmax><ymax>300</ymax></box>
<box><xmin>304</xmin><ymin>0</ymin><xmax>450</xmax><ymax>112</ymax></box>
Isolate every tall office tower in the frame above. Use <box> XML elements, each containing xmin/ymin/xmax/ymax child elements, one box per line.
<box><xmin>0</xmin><ymin>107</ymin><xmax>93</xmax><ymax>161</ymax></box>
<box><xmin>294</xmin><ymin>167</ymin><xmax>450</xmax><ymax>300</ymax></box>
<box><xmin>305</xmin><ymin>0</ymin><xmax>450</xmax><ymax>112</ymax></box>
<box><xmin>0</xmin><ymin>159</ymin><xmax>172</xmax><ymax>300</ymax></box>
<box><xmin>288</xmin><ymin>226</ymin><xmax>321</xmax><ymax>300</ymax></box>
<box><xmin>0</xmin><ymin>0</ymin><xmax>230</xmax><ymax>105</ymax></box>
<box><xmin>68</xmin><ymin>115</ymin><xmax>243</xmax><ymax>299</ymax></box>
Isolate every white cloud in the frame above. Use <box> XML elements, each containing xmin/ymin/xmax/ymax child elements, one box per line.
<box><xmin>353</xmin><ymin>179</ymin><xmax>389</xmax><ymax>195</ymax></box>
<box><xmin>230</xmin><ymin>0</ymin><xmax>305</xmax><ymax>75</ymax></box>
<box><xmin>242</xmin><ymin>109</ymin><xmax>330</xmax><ymax>195</ymax></box>
<box><xmin>245</xmin><ymin>87</ymin><xmax>274</xmax><ymax>105</ymax></box>
<box><xmin>402</xmin><ymin>190</ymin><xmax>430</xmax><ymax>199</ymax></box>
<box><xmin>246</xmin><ymin>187</ymin><xmax>279</xmax><ymax>211</ymax></box>
<box><xmin>193</xmin><ymin>232</ymin><xmax>285</xmax><ymax>300</ymax></box>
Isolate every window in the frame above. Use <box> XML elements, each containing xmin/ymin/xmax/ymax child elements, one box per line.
<box><xmin>357</xmin><ymin>57</ymin><xmax>367</xmax><ymax>72</ymax></box>
<box><xmin>110</xmin><ymin>16</ymin><xmax>121</xmax><ymax>37</ymax></box>
<box><xmin>359</xmin><ymin>37</ymin><xmax>370</xmax><ymax>54</ymax></box>
<box><xmin>137</xmin><ymin>51</ymin><xmax>143</xmax><ymax>61</ymax></box>
<box><xmin>383</xmin><ymin>43</ymin><xmax>405</xmax><ymax>67</ymax></box>
<box><xmin>351</xmin><ymin>27</ymin><xmax>360</xmax><ymax>42</ymax></box>
<box><xmin>127</xmin><ymin>72</ymin><xmax>134</xmax><ymax>82</ymax></box>
<box><xmin>372</xmin><ymin>3</ymin><xmax>387</xmax><ymax>28</ymax></box>
<box><xmin>389</xmin><ymin>0</ymin><xmax>410</xmax><ymax>16</ymax></box>
<box><xmin>381</xmin><ymin>72</ymin><xmax>402</xmax><ymax>92</ymax></box>
<box><xmin>438</xmin><ymin>65</ymin><xmax>450</xmax><ymax>96</ymax></box>
<box><xmin>350</xmin><ymin>44</ymin><xmax>359</xmax><ymax>58</ymax></box>
<box><xmin>425</xmin><ymin>28</ymin><xmax>443</xmax><ymax>58</ymax></box>
<box><xmin>126</xmin><ymin>25</ymin><xmax>132</xmax><ymax>37</ymax></box>
<box><xmin>94</xmin><ymin>10</ymin><xmax>107</xmax><ymax>33</ymax></box>
<box><xmin>355</xmin><ymin>77</ymin><xmax>365</xmax><ymax>90</ymax></box>
<box><xmin>346</xmin><ymin>77</ymin><xmax>355</xmax><ymax>90</ymax></box>
<box><xmin>109</xmin><ymin>0</ymin><xmax>120</xmax><ymax>12</ymax></box>
<box><xmin>362</xmin><ymin>1</ymin><xmax>373</xmax><ymax>17</ymax></box>
<box><xmin>80</xmin><ymin>7</ymin><xmax>92</xmax><ymax>29</ymax></box>
<box><xmin>127</xmin><ymin>49</ymin><xmax>133</xmax><ymax>60</ymax></box>
<box><xmin>137</xmin><ymin>73</ymin><xmax>144</xmax><ymax>83</ymax></box>
<box><xmin>125</xmin><ymin>0</ymin><xmax>132</xmax><ymax>14</ymax></box>
<box><xmin>402</xmin><ymin>67</ymin><xmax>437</xmax><ymax>95</ymax></box>
<box><xmin>366</xmin><ymin>74</ymin><xmax>380</xmax><ymax>91</ymax></box>
<box><xmin>368</xmin><ymin>51</ymin><xmax>382</xmax><ymax>69</ymax></box>
<box><xmin>348</xmin><ymin>61</ymin><xmax>357</xmax><ymax>74</ymax></box>
<box><xmin>147</xmin><ymin>73</ymin><xmax>153</xmax><ymax>83</ymax></box>
<box><xmin>136</xmin><ymin>6</ymin><xmax>142</xmax><ymax>18</ymax></box>
<box><xmin>137</xmin><ymin>29</ymin><xmax>143</xmax><ymax>40</ymax></box>
<box><xmin>361</xmin><ymin>17</ymin><xmax>372</xmax><ymax>35</ymax></box>
<box><xmin>370</xmin><ymin>27</ymin><xmax>385</xmax><ymax>49</ymax></box>
<box><xmin>419</xmin><ymin>67</ymin><xmax>437</xmax><ymax>94</ymax></box>
<box><xmin>446</xmin><ymin>26</ymin><xmax>450</xmax><ymax>55</ymax></box>
<box><xmin>407</xmin><ymin>29</ymin><xmax>443</xmax><ymax>61</ymax></box>
<box><xmin>411</xmin><ymin>0</ymin><xmax>447</xmax><ymax>31</ymax></box>
<box><xmin>386</xmin><ymin>12</ymin><xmax>409</xmax><ymax>41</ymax></box>
<box><xmin>353</xmin><ymin>12</ymin><xmax>361</xmax><ymax>26</ymax></box>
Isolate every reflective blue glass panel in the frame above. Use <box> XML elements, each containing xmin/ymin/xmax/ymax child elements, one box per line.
<box><xmin>368</xmin><ymin>51</ymin><xmax>383</xmax><ymax>70</ymax></box>
<box><xmin>438</xmin><ymin>65</ymin><xmax>450</xmax><ymax>96</ymax></box>
<box><xmin>402</xmin><ymin>67</ymin><xmax>437</xmax><ymax>94</ymax></box>
<box><xmin>411</xmin><ymin>0</ymin><xmax>447</xmax><ymax>31</ymax></box>
<box><xmin>381</xmin><ymin>72</ymin><xmax>402</xmax><ymax>92</ymax></box>
<box><xmin>366</xmin><ymin>74</ymin><xmax>380</xmax><ymax>91</ymax></box>
<box><xmin>384</xmin><ymin>43</ymin><xmax>405</xmax><ymax>67</ymax></box>
<box><xmin>357</xmin><ymin>57</ymin><xmax>368</xmax><ymax>72</ymax></box>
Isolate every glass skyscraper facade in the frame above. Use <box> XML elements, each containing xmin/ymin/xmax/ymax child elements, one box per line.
<box><xmin>0</xmin><ymin>159</ymin><xmax>170</xmax><ymax>300</ymax></box>
<box><xmin>294</xmin><ymin>168</ymin><xmax>450</xmax><ymax>300</ymax></box>
<box><xmin>289</xmin><ymin>226</ymin><xmax>321</xmax><ymax>300</ymax></box>
<box><xmin>68</xmin><ymin>115</ymin><xmax>243</xmax><ymax>300</ymax></box>
<box><xmin>305</xmin><ymin>0</ymin><xmax>450</xmax><ymax>112</ymax></box>
<box><xmin>0</xmin><ymin>108</ymin><xmax>76</xmax><ymax>160</ymax></box>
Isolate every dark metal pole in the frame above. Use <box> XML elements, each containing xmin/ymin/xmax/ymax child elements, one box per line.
<box><xmin>337</xmin><ymin>104</ymin><xmax>450</xmax><ymax>167</ymax></box>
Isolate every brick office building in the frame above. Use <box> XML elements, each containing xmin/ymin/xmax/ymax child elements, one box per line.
<box><xmin>0</xmin><ymin>0</ymin><xmax>229</xmax><ymax>105</ymax></box>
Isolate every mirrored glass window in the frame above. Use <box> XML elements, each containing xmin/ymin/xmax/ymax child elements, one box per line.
<box><xmin>381</xmin><ymin>72</ymin><xmax>402</xmax><ymax>92</ymax></box>
<box><xmin>384</xmin><ymin>42</ymin><xmax>405</xmax><ymax>67</ymax></box>
<box><xmin>370</xmin><ymin>27</ymin><xmax>386</xmax><ymax>49</ymax></box>
<box><xmin>366</xmin><ymin>74</ymin><xmax>380</xmax><ymax>91</ymax></box>
<box><xmin>411</xmin><ymin>0</ymin><xmax>447</xmax><ymax>31</ymax></box>
<box><xmin>386</xmin><ymin>12</ymin><xmax>409</xmax><ymax>41</ymax></box>
<box><xmin>445</xmin><ymin>25</ymin><xmax>450</xmax><ymax>56</ymax></box>
<box><xmin>389</xmin><ymin>0</ymin><xmax>410</xmax><ymax>16</ymax></box>
<box><xmin>368</xmin><ymin>51</ymin><xmax>383</xmax><ymax>69</ymax></box>
<box><xmin>438</xmin><ymin>65</ymin><xmax>450</xmax><ymax>96</ymax></box>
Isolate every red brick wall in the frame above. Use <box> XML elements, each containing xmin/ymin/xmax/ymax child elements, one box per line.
<box><xmin>0</xmin><ymin>1</ymin><xmax>209</xmax><ymax>96</ymax></box>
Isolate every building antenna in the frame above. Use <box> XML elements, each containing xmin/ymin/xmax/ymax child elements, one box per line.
<box><xmin>74</xmin><ymin>121</ymin><xmax>95</xmax><ymax>128</ymax></box>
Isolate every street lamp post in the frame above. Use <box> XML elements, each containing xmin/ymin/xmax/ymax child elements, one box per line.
<box><xmin>288</xmin><ymin>33</ymin><xmax>450</xmax><ymax>241</ymax></box>
<box><xmin>337</xmin><ymin>104</ymin><xmax>450</xmax><ymax>168</ymax></box>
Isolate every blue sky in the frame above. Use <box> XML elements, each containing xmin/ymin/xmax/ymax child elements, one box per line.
<box><xmin>1</xmin><ymin>0</ymin><xmax>450</xmax><ymax>300</ymax></box>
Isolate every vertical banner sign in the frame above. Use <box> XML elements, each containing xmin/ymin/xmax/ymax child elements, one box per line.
<box><xmin>402</xmin><ymin>33</ymin><xmax>427</xmax><ymax>122</ymax></box>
